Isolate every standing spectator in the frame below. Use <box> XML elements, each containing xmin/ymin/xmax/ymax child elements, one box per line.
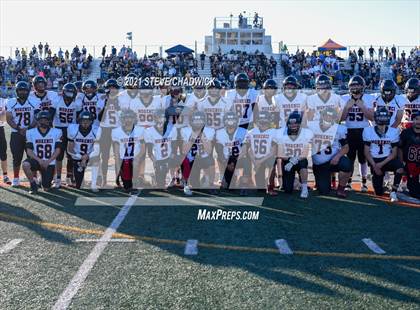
<box><xmin>102</xmin><ymin>45</ymin><xmax>107</xmax><ymax>58</ymax></box>
<box><xmin>44</xmin><ymin>42</ymin><xmax>49</xmax><ymax>57</ymax></box>
<box><xmin>385</xmin><ymin>47</ymin><xmax>390</xmax><ymax>60</ymax></box>
<box><xmin>200</xmin><ymin>52</ymin><xmax>206</xmax><ymax>70</ymax></box>
<box><xmin>391</xmin><ymin>45</ymin><xmax>397</xmax><ymax>60</ymax></box>
<box><xmin>58</xmin><ymin>48</ymin><xmax>63</xmax><ymax>59</ymax></box>
<box><xmin>369</xmin><ymin>45</ymin><xmax>375</xmax><ymax>61</ymax></box>
<box><xmin>65</xmin><ymin>50</ymin><xmax>69</xmax><ymax>60</ymax></box>
<box><xmin>378</xmin><ymin>46</ymin><xmax>384</xmax><ymax>62</ymax></box>
<box><xmin>38</xmin><ymin>42</ymin><xmax>43</xmax><ymax>58</ymax></box>
<box><xmin>358</xmin><ymin>47</ymin><xmax>364</xmax><ymax>61</ymax></box>
<box><xmin>82</xmin><ymin>45</ymin><xmax>87</xmax><ymax>56</ymax></box>
<box><xmin>401</xmin><ymin>50</ymin><xmax>406</xmax><ymax>62</ymax></box>
<box><xmin>111</xmin><ymin>46</ymin><xmax>117</xmax><ymax>56</ymax></box>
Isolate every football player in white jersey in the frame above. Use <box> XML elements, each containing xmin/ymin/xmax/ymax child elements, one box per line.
<box><xmin>50</xmin><ymin>82</ymin><xmax>82</xmax><ymax>187</ymax></box>
<box><xmin>215</xmin><ymin>111</ymin><xmax>250</xmax><ymax>196</ymax></box>
<box><xmin>22</xmin><ymin>111</ymin><xmax>62</xmax><ymax>194</ymax></box>
<box><xmin>0</xmin><ymin>97</ymin><xmax>11</xmax><ymax>184</ymax></box>
<box><xmin>77</xmin><ymin>80</ymin><xmax>105</xmax><ymax>128</ymax></box>
<box><xmin>119</xmin><ymin>73</ymin><xmax>141</xmax><ymax>111</ymax></box>
<box><xmin>309</xmin><ymin>107</ymin><xmax>352</xmax><ymax>197</ymax></box>
<box><xmin>29</xmin><ymin>75</ymin><xmax>58</xmax><ymax>112</ymax></box>
<box><xmin>274</xmin><ymin>111</ymin><xmax>313</xmax><ymax>199</ymax></box>
<box><xmin>67</xmin><ymin>111</ymin><xmax>101</xmax><ymax>191</ymax></box>
<box><xmin>307</xmin><ymin>74</ymin><xmax>344</xmax><ymax>122</ymax></box>
<box><xmin>112</xmin><ymin>109</ymin><xmax>145</xmax><ymax>195</ymax></box>
<box><xmin>401</xmin><ymin>78</ymin><xmax>420</xmax><ymax>129</ymax></box>
<box><xmin>197</xmin><ymin>79</ymin><xmax>232</xmax><ymax>130</ymax></box>
<box><xmin>6</xmin><ymin>81</ymin><xmax>39</xmax><ymax>186</ymax></box>
<box><xmin>255</xmin><ymin>79</ymin><xmax>280</xmax><ymax>128</ymax></box>
<box><xmin>225</xmin><ymin>73</ymin><xmax>258</xmax><ymax>129</ymax></box>
<box><xmin>373</xmin><ymin>79</ymin><xmax>406</xmax><ymax>128</ymax></box>
<box><xmin>275</xmin><ymin>76</ymin><xmax>308</xmax><ymax>127</ymax></box>
<box><xmin>144</xmin><ymin>110</ymin><xmax>178</xmax><ymax>189</ymax></box>
<box><xmin>99</xmin><ymin>79</ymin><xmax>121</xmax><ymax>187</ymax></box>
<box><xmin>180</xmin><ymin>111</ymin><xmax>215</xmax><ymax>195</ymax></box>
<box><xmin>340</xmin><ymin>75</ymin><xmax>374</xmax><ymax>192</ymax></box>
<box><xmin>185</xmin><ymin>83</ymin><xmax>207</xmax><ymax>110</ymax></box>
<box><xmin>246</xmin><ymin>111</ymin><xmax>277</xmax><ymax>195</ymax></box>
<box><xmin>363</xmin><ymin>107</ymin><xmax>404</xmax><ymax>202</ymax></box>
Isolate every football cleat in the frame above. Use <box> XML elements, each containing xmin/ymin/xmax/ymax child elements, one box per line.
<box><xmin>29</xmin><ymin>181</ymin><xmax>38</xmax><ymax>195</ymax></box>
<box><xmin>54</xmin><ymin>178</ymin><xmax>62</xmax><ymax>189</ymax></box>
<box><xmin>390</xmin><ymin>191</ymin><xmax>398</xmax><ymax>202</ymax></box>
<box><xmin>361</xmin><ymin>184</ymin><xmax>369</xmax><ymax>193</ymax></box>
<box><xmin>336</xmin><ymin>185</ymin><xmax>347</xmax><ymax>198</ymax></box>
<box><xmin>183</xmin><ymin>185</ymin><xmax>193</xmax><ymax>196</ymax></box>
<box><xmin>266</xmin><ymin>186</ymin><xmax>278</xmax><ymax>196</ymax></box>
<box><xmin>3</xmin><ymin>175</ymin><xmax>11</xmax><ymax>185</ymax></box>
<box><xmin>12</xmin><ymin>178</ymin><xmax>20</xmax><ymax>187</ymax></box>
<box><xmin>300</xmin><ymin>187</ymin><xmax>309</xmax><ymax>199</ymax></box>
<box><xmin>345</xmin><ymin>182</ymin><xmax>353</xmax><ymax>191</ymax></box>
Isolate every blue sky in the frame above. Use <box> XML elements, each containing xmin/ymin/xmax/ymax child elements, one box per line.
<box><xmin>0</xmin><ymin>0</ymin><xmax>418</xmax><ymax>56</ymax></box>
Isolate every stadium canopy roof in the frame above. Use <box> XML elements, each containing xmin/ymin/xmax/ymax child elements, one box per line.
<box><xmin>165</xmin><ymin>44</ymin><xmax>194</xmax><ymax>55</ymax></box>
<box><xmin>318</xmin><ymin>39</ymin><xmax>347</xmax><ymax>51</ymax></box>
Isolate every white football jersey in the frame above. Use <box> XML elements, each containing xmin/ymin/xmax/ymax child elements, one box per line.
<box><xmin>26</xmin><ymin>127</ymin><xmax>62</xmax><ymax>164</ymax></box>
<box><xmin>225</xmin><ymin>89</ymin><xmax>259</xmax><ymax>125</ymax></box>
<box><xmin>275</xmin><ymin>92</ymin><xmax>307</xmax><ymax>126</ymax></box>
<box><xmin>216</xmin><ymin>127</ymin><xmax>247</xmax><ymax>159</ymax></box>
<box><xmin>341</xmin><ymin>94</ymin><xmax>375</xmax><ymax>129</ymax></box>
<box><xmin>372</xmin><ymin>94</ymin><xmax>407</xmax><ymax>126</ymax></box>
<box><xmin>29</xmin><ymin>90</ymin><xmax>58</xmax><ymax>112</ymax></box>
<box><xmin>67</xmin><ymin>124</ymin><xmax>100</xmax><ymax>159</ymax></box>
<box><xmin>185</xmin><ymin>92</ymin><xmax>206</xmax><ymax>110</ymax></box>
<box><xmin>274</xmin><ymin>127</ymin><xmax>314</xmax><ymax>159</ymax></box>
<box><xmin>181</xmin><ymin>127</ymin><xmax>215</xmax><ymax>160</ymax></box>
<box><xmin>307</xmin><ymin>93</ymin><xmax>344</xmax><ymax>121</ymax></box>
<box><xmin>402</xmin><ymin>96</ymin><xmax>420</xmax><ymax>127</ymax></box>
<box><xmin>100</xmin><ymin>97</ymin><xmax>120</xmax><ymax>128</ymax></box>
<box><xmin>362</xmin><ymin>126</ymin><xmax>400</xmax><ymax>158</ymax></box>
<box><xmin>118</xmin><ymin>90</ymin><xmax>141</xmax><ymax>110</ymax></box>
<box><xmin>131</xmin><ymin>95</ymin><xmax>162</xmax><ymax>127</ymax></box>
<box><xmin>6</xmin><ymin>98</ymin><xmax>38</xmax><ymax>132</ymax></box>
<box><xmin>196</xmin><ymin>96</ymin><xmax>232</xmax><ymax>130</ymax></box>
<box><xmin>111</xmin><ymin>126</ymin><xmax>145</xmax><ymax>160</ymax></box>
<box><xmin>308</xmin><ymin>121</ymin><xmax>347</xmax><ymax>165</ymax></box>
<box><xmin>76</xmin><ymin>94</ymin><xmax>105</xmax><ymax>127</ymax></box>
<box><xmin>0</xmin><ymin>98</ymin><xmax>6</xmax><ymax>127</ymax></box>
<box><xmin>246</xmin><ymin>127</ymin><xmax>276</xmax><ymax>159</ymax></box>
<box><xmin>144</xmin><ymin>126</ymin><xmax>177</xmax><ymax>161</ymax></box>
<box><xmin>52</xmin><ymin>97</ymin><xmax>82</xmax><ymax>128</ymax></box>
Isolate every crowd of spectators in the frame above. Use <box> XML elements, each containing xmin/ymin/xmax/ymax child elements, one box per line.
<box><xmin>0</xmin><ymin>44</ymin><xmax>93</xmax><ymax>97</ymax></box>
<box><xmin>281</xmin><ymin>46</ymin><xmax>419</xmax><ymax>92</ymax></box>
<box><xmin>209</xmin><ymin>50</ymin><xmax>277</xmax><ymax>89</ymax></box>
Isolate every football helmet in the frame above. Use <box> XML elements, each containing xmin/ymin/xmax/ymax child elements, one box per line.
<box><xmin>32</xmin><ymin>75</ymin><xmax>47</xmax><ymax>93</ymax></box>
<box><xmin>62</xmin><ymin>83</ymin><xmax>77</xmax><ymax>102</ymax></box>
<box><xmin>283</xmin><ymin>76</ymin><xmax>299</xmax><ymax>89</ymax></box>
<box><xmin>257</xmin><ymin>111</ymin><xmax>272</xmax><ymax>129</ymax></box>
<box><xmin>320</xmin><ymin>107</ymin><xmax>338</xmax><ymax>127</ymax></box>
<box><xmin>78</xmin><ymin>111</ymin><xmax>93</xmax><ymax>130</ymax></box>
<box><xmin>315</xmin><ymin>74</ymin><xmax>332</xmax><ymax>90</ymax></box>
<box><xmin>120</xmin><ymin>109</ymin><xmax>138</xmax><ymax>128</ymax></box>
<box><xmin>190</xmin><ymin>111</ymin><xmax>206</xmax><ymax>131</ymax></box>
<box><xmin>286</xmin><ymin>111</ymin><xmax>302</xmax><ymax>135</ymax></box>
<box><xmin>374</xmin><ymin>106</ymin><xmax>391</xmax><ymax>126</ymax></box>
<box><xmin>82</xmin><ymin>80</ymin><xmax>98</xmax><ymax>97</ymax></box>
<box><xmin>263</xmin><ymin>79</ymin><xmax>278</xmax><ymax>90</ymax></box>
<box><xmin>234</xmin><ymin>73</ymin><xmax>249</xmax><ymax>90</ymax></box>
<box><xmin>404</xmin><ymin>78</ymin><xmax>419</xmax><ymax>101</ymax></box>
<box><xmin>348</xmin><ymin>75</ymin><xmax>365</xmax><ymax>96</ymax></box>
<box><xmin>207</xmin><ymin>79</ymin><xmax>222</xmax><ymax>98</ymax></box>
<box><xmin>36</xmin><ymin>110</ymin><xmax>51</xmax><ymax>128</ymax></box>
<box><xmin>380</xmin><ymin>79</ymin><xmax>397</xmax><ymax>102</ymax></box>
<box><xmin>15</xmin><ymin>81</ymin><xmax>31</xmax><ymax>101</ymax></box>
<box><xmin>223</xmin><ymin>111</ymin><xmax>239</xmax><ymax>129</ymax></box>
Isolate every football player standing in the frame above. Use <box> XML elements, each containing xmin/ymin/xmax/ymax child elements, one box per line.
<box><xmin>340</xmin><ymin>75</ymin><xmax>374</xmax><ymax>192</ymax></box>
<box><xmin>0</xmin><ymin>97</ymin><xmax>11</xmax><ymax>184</ymax></box>
<box><xmin>29</xmin><ymin>75</ymin><xmax>58</xmax><ymax>112</ymax></box>
<box><xmin>363</xmin><ymin>107</ymin><xmax>404</xmax><ymax>202</ymax></box>
<box><xmin>373</xmin><ymin>79</ymin><xmax>406</xmax><ymax>128</ymax></box>
<box><xmin>23</xmin><ymin>111</ymin><xmax>62</xmax><ymax>194</ymax></box>
<box><xmin>255</xmin><ymin>79</ymin><xmax>280</xmax><ymax>127</ymax></box>
<box><xmin>77</xmin><ymin>80</ymin><xmax>105</xmax><ymax>128</ymax></box>
<box><xmin>6</xmin><ymin>81</ymin><xmax>38</xmax><ymax>186</ymax></box>
<box><xmin>401</xmin><ymin>78</ymin><xmax>420</xmax><ymax>129</ymax></box>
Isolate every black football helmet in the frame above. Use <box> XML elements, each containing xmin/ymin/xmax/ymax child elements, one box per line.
<box><xmin>223</xmin><ymin>111</ymin><xmax>239</xmax><ymax>129</ymax></box>
<box><xmin>234</xmin><ymin>73</ymin><xmax>249</xmax><ymax>90</ymax></box>
<box><xmin>33</xmin><ymin>75</ymin><xmax>47</xmax><ymax>93</ymax></box>
<box><xmin>283</xmin><ymin>76</ymin><xmax>299</xmax><ymax>89</ymax></box>
<box><xmin>190</xmin><ymin>111</ymin><xmax>206</xmax><ymax>131</ymax></box>
<box><xmin>120</xmin><ymin>109</ymin><xmax>138</xmax><ymax>127</ymax></box>
<box><xmin>380</xmin><ymin>79</ymin><xmax>397</xmax><ymax>102</ymax></box>
<box><xmin>78</xmin><ymin>111</ymin><xmax>93</xmax><ymax>130</ymax></box>
<box><xmin>374</xmin><ymin>106</ymin><xmax>391</xmax><ymax>126</ymax></box>
<box><xmin>82</xmin><ymin>80</ymin><xmax>98</xmax><ymax>97</ymax></box>
<box><xmin>315</xmin><ymin>74</ymin><xmax>332</xmax><ymax>90</ymax></box>
<box><xmin>348</xmin><ymin>75</ymin><xmax>365</xmax><ymax>96</ymax></box>
<box><xmin>257</xmin><ymin>111</ymin><xmax>272</xmax><ymax>129</ymax></box>
<box><xmin>62</xmin><ymin>83</ymin><xmax>77</xmax><ymax>102</ymax></box>
<box><xmin>36</xmin><ymin>110</ymin><xmax>51</xmax><ymax>128</ymax></box>
<box><xmin>207</xmin><ymin>79</ymin><xmax>222</xmax><ymax>98</ymax></box>
<box><xmin>287</xmin><ymin>111</ymin><xmax>302</xmax><ymax>135</ymax></box>
<box><xmin>320</xmin><ymin>107</ymin><xmax>338</xmax><ymax>127</ymax></box>
<box><xmin>263</xmin><ymin>79</ymin><xmax>278</xmax><ymax>90</ymax></box>
<box><xmin>404</xmin><ymin>78</ymin><xmax>419</xmax><ymax>101</ymax></box>
<box><xmin>15</xmin><ymin>81</ymin><xmax>31</xmax><ymax>101</ymax></box>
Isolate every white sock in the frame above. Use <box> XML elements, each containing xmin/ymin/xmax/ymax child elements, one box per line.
<box><xmin>360</xmin><ymin>162</ymin><xmax>368</xmax><ymax>178</ymax></box>
<box><xmin>301</xmin><ymin>182</ymin><xmax>308</xmax><ymax>190</ymax></box>
<box><xmin>91</xmin><ymin>166</ymin><xmax>99</xmax><ymax>188</ymax></box>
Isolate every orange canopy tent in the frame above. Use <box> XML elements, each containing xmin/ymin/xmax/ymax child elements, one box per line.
<box><xmin>318</xmin><ymin>39</ymin><xmax>347</xmax><ymax>51</ymax></box>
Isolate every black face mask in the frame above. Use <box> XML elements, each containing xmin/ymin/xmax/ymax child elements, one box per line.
<box><xmin>39</xmin><ymin>122</ymin><xmax>49</xmax><ymax>129</ymax></box>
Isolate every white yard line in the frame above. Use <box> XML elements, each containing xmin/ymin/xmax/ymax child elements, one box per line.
<box><xmin>362</xmin><ymin>238</ymin><xmax>386</xmax><ymax>254</ymax></box>
<box><xmin>275</xmin><ymin>239</ymin><xmax>293</xmax><ymax>255</ymax></box>
<box><xmin>52</xmin><ymin>194</ymin><xmax>138</xmax><ymax>310</ymax></box>
<box><xmin>184</xmin><ymin>239</ymin><xmax>198</xmax><ymax>255</ymax></box>
<box><xmin>0</xmin><ymin>239</ymin><xmax>23</xmax><ymax>254</ymax></box>
<box><xmin>74</xmin><ymin>238</ymin><xmax>135</xmax><ymax>243</ymax></box>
